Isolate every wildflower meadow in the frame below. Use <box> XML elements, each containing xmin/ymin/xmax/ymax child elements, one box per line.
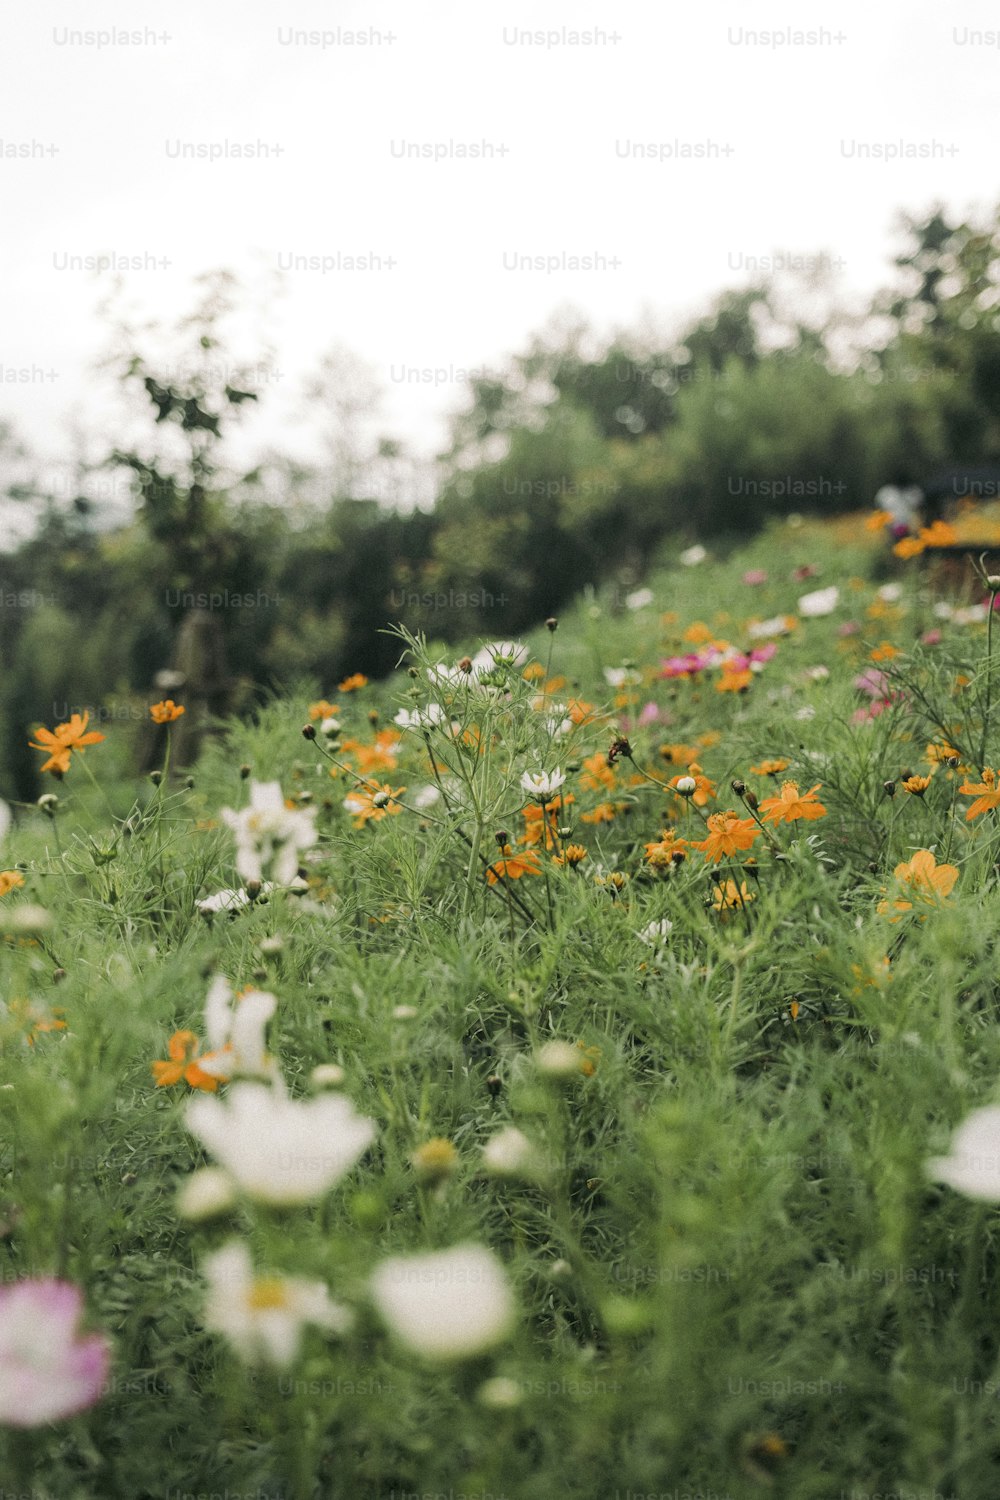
<box><xmin>7</xmin><ymin>508</ymin><xmax>1000</xmax><ymax>1498</ymax></box>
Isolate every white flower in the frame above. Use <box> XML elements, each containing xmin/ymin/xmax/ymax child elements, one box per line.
<box><xmin>187</xmin><ymin>1083</ymin><xmax>376</xmax><ymax>1205</ymax></box>
<box><xmin>197</xmin><ymin>886</ymin><xmax>275</xmax><ymax>917</ymax></box>
<box><xmin>926</xmin><ymin>1106</ymin><xmax>1000</xmax><ymax>1200</ymax></box>
<box><xmin>747</xmin><ymin>616</ymin><xmax>792</xmax><ymax>641</ymax></box>
<box><xmin>680</xmin><ymin>544</ymin><xmax>707</xmax><ymax>566</ymax></box>
<box><xmin>877</xmin><ymin>583</ymin><xmax>902</xmax><ymax>603</ymax></box>
<box><xmin>411</xmin><ymin>785</ymin><xmax>441</xmax><ymax>811</ymax></box>
<box><xmin>482</xmin><ymin>1127</ymin><xmax>543</xmax><ymax>1179</ymax></box>
<box><xmin>310</xmin><ymin>1063</ymin><xmax>345</xmax><ymax>1089</ymax></box>
<box><xmin>0</xmin><ymin>800</ymin><xmax>10</xmax><ymax>845</ymax></box>
<box><xmin>394</xmin><ymin>704</ymin><xmax>446</xmax><ymax>732</ymax></box>
<box><xmin>603</xmin><ymin>666</ymin><xmax>641</xmax><ymax>688</ymax></box>
<box><xmin>220</xmin><ymin>781</ymin><xmax>317</xmax><ymax>887</ymax></box>
<box><xmin>637</xmin><ymin>919</ymin><xmax>673</xmax><ymax>952</ymax></box>
<box><xmin>954</xmin><ymin>604</ymin><xmax>989</xmax><ymax>626</ymax></box>
<box><xmin>393</xmin><ymin>1005</ymin><xmax>418</xmax><ymax>1020</ymax></box>
<box><xmin>319</xmin><ymin>716</ymin><xmax>341</xmax><ymax>736</ymax></box>
<box><xmin>370</xmin><ymin>1245</ymin><xmax>515</xmax><ymax>1361</ymax></box>
<box><xmin>798</xmin><ymin>586</ymin><xmax>839</xmax><ymax>618</ymax></box>
<box><xmin>536</xmin><ymin>1041</ymin><xmax>582</xmax><ymax>1079</ymax></box>
<box><xmin>544</xmin><ymin>715</ymin><xmax>574</xmax><ymax>739</ymax></box>
<box><xmin>794</xmin><ymin>706</ymin><xmax>816</xmax><ymax>721</ymax></box>
<box><xmin>933</xmin><ymin>601</ymin><xmax>954</xmax><ymax>620</ymax></box>
<box><xmin>177</xmin><ymin>1167</ymin><xmax>236</xmax><ymax>1221</ymax></box>
<box><xmin>199</xmin><ymin>975</ymin><xmax>277</xmax><ymax>1081</ymax></box>
<box><xmin>202</xmin><ymin>1241</ymin><xmax>351</xmax><ymax>1366</ymax></box>
<box><xmin>520</xmin><ymin>768</ymin><xmax>566</xmax><ymax>799</ymax></box>
<box><xmin>626</xmin><ymin>588</ymin><xmax>654</xmax><ymax>611</ymax></box>
<box><xmin>471</xmin><ymin>641</ymin><xmax>528</xmax><ymax>678</ymax></box>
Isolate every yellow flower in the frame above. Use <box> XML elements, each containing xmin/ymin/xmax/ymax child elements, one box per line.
<box><xmin>338</xmin><ymin>673</ymin><xmax>368</xmax><ymax>692</ymax></box>
<box><xmin>877</xmin><ymin>849</ymin><xmax>958</xmax><ymax>920</ymax></box>
<box><xmin>150</xmin><ymin>699</ymin><xmax>185</xmax><ymax>724</ymax></box>
<box><xmin>29</xmin><ymin>711</ymin><xmax>104</xmax><ymax>775</ymax></box>
<box><xmin>411</xmin><ymin>1137</ymin><xmax>458</xmax><ymax>1183</ymax></box>
<box><xmin>711</xmin><ymin>879</ymin><xmax>755</xmax><ymax>913</ymax></box>
<box><xmin>0</xmin><ymin>872</ymin><xmax>25</xmax><ymax>898</ymax></box>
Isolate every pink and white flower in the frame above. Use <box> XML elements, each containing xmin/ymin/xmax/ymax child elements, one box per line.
<box><xmin>0</xmin><ymin>1279</ymin><xmax>109</xmax><ymax>1427</ymax></box>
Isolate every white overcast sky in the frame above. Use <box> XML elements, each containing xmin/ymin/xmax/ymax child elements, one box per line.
<box><xmin>1</xmin><ymin>0</ymin><xmax>999</xmax><ymax>512</ymax></box>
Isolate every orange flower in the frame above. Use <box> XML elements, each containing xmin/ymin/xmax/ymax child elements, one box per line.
<box><xmin>926</xmin><ymin>742</ymin><xmax>962</xmax><ymax>767</ymax></box>
<box><xmin>693</xmin><ymin>811</ymin><xmax>763</xmax><ymax>863</ymax></box>
<box><xmin>579</xmin><ymin>751</ymin><xmax>617</xmax><ymax>793</ymax></box>
<box><xmin>869</xmin><ymin>642</ymin><xmax>900</xmax><ymax>662</ymax></box>
<box><xmin>29</xmin><ymin>711</ymin><xmax>104</xmax><ymax>774</ymax></box>
<box><xmin>522</xmin><ymin>662</ymin><xmax>546</xmax><ymax>681</ymax></box>
<box><xmin>308</xmin><ymin>699</ymin><xmax>340</xmax><ymax>721</ymax></box>
<box><xmin>716</xmin><ymin>668</ymin><xmax>752</xmax><ymax>693</ymax></box>
<box><xmin>877</xmin><ymin>848</ymin><xmax>958</xmax><ymax>920</ymax></box>
<box><xmin>150</xmin><ymin>699</ymin><xmax>185</xmax><ymax>724</ymax></box>
<box><xmin>581</xmin><ymin>801</ymin><xmax>618</xmax><ymax>825</ymax></box>
<box><xmin>486</xmin><ymin>846</ymin><xmax>542</xmax><ymax>885</ymax></box>
<box><xmin>921</xmin><ymin>520</ymin><xmax>958</xmax><ymax>548</ymax></box>
<box><xmin>893</xmin><ymin>536</ymin><xmax>926</xmax><ymax>560</ymax></box>
<box><xmin>759</xmin><ymin>782</ymin><xmax>827</xmax><ymax>825</ymax></box>
<box><xmin>644</xmin><ymin>831</ymin><xmax>688</xmax><ymax>869</ymax></box>
<box><xmin>711</xmin><ymin>879</ymin><xmax>755</xmax><ymax>913</ymax></box>
<box><xmin>343</xmin><ymin>783</ymin><xmax>405</xmax><ymax>826</ymax></box>
<box><xmin>669</xmin><ymin>763</ymin><xmax>715</xmax><ymax>807</ymax></box>
<box><xmin>960</xmin><ymin>767</ymin><xmax>1000</xmax><ymax>820</ymax></box>
<box><xmin>901</xmin><ymin>774</ymin><xmax>932</xmax><ymax>796</ymax></box>
<box><xmin>566</xmin><ymin>698</ymin><xmax>600</xmax><ymax>726</ymax></box>
<box><xmin>552</xmin><ymin>843</ymin><xmax>587</xmax><ymax>867</ymax></box>
<box><xmin>865</xmin><ymin>509</ymin><xmax>893</xmax><ymax>532</ymax></box>
<box><xmin>576</xmin><ymin>1042</ymin><xmax>601</xmax><ymax>1077</ymax></box>
<box><xmin>340</xmin><ymin>730</ymin><xmax>401</xmax><ymax>775</ymax></box>
<box><xmin>150</xmin><ymin>1030</ymin><xmax>223</xmax><ymax>1091</ymax></box>
<box><xmin>683</xmin><ymin>622</ymin><xmax>715</xmax><ymax>644</ymax></box>
<box><xmin>522</xmin><ymin>794</ymin><xmax>574</xmax><ymax>850</ymax></box>
<box><xmin>338</xmin><ymin>673</ymin><xmax>368</xmax><ymax>692</ymax></box>
<box><xmin>0</xmin><ymin>872</ymin><xmax>25</xmax><ymax>898</ymax></box>
<box><xmin>659</xmin><ymin>742</ymin><xmax>699</xmax><ymax>766</ymax></box>
<box><xmin>7</xmin><ymin>998</ymin><xmax>67</xmax><ymax>1045</ymax></box>
<box><xmin>750</xmin><ymin>758</ymin><xmax>790</xmax><ymax>777</ymax></box>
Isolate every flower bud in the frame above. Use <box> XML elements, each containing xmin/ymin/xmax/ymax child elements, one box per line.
<box><xmin>301</xmin><ymin>723</ymin><xmax>317</xmax><ymax>740</ymax></box>
<box><xmin>883</xmin><ymin>780</ymin><xmax>896</xmax><ymax>798</ymax></box>
<box><xmin>545</xmin><ymin>617</ymin><xmax>558</xmax><ymax>632</ymax></box>
<box><xmin>675</xmin><ymin>776</ymin><xmax>697</xmax><ymax>797</ymax></box>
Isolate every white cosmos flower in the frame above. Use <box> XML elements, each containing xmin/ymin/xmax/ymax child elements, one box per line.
<box><xmin>680</xmin><ymin>544</ymin><xmax>707</xmax><ymax>566</ymax></box>
<box><xmin>202</xmin><ymin>1241</ymin><xmax>352</xmax><ymax>1366</ymax></box>
<box><xmin>798</xmin><ymin>586</ymin><xmax>840</xmax><ymax>618</ymax></box>
<box><xmin>603</xmin><ymin>666</ymin><xmax>641</xmax><ymax>688</ymax></box>
<box><xmin>0</xmin><ymin>800</ymin><xmax>10</xmax><ymax>845</ymax></box>
<box><xmin>370</xmin><ymin>1244</ymin><xmax>515</xmax><ymax>1361</ymax></box>
<box><xmin>637</xmin><ymin>919</ymin><xmax>673</xmax><ymax>952</ymax></box>
<box><xmin>520</xmin><ymin>768</ymin><xmax>566</xmax><ymax>799</ymax></box>
<box><xmin>471</xmin><ymin>641</ymin><xmax>528</xmax><ymax>677</ymax></box>
<box><xmin>747</xmin><ymin>615</ymin><xmax>792</xmax><ymax>640</ymax></box>
<box><xmin>926</xmin><ymin>1106</ymin><xmax>1000</xmax><ymax>1200</ymax></box>
<box><xmin>394</xmin><ymin>704</ymin><xmax>446</xmax><ymax>731</ymax></box>
<box><xmin>412</xmin><ymin>785</ymin><xmax>441</xmax><ymax>811</ymax></box>
<box><xmin>482</xmin><ymin>1127</ymin><xmax>544</xmax><ymax>1180</ymax></box>
<box><xmin>199</xmin><ymin>975</ymin><xmax>277</xmax><ymax>1081</ymax></box>
<box><xmin>626</xmin><ymin>587</ymin><xmax>655</xmax><ymax>610</ymax></box>
<box><xmin>220</xmin><ymin>781</ymin><xmax>317</xmax><ymax>887</ymax></box>
<box><xmin>187</xmin><ymin>1083</ymin><xmax>376</xmax><ymax>1205</ymax></box>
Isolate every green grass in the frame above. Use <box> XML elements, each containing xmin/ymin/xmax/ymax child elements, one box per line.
<box><xmin>4</xmin><ymin>513</ymin><xmax>1000</xmax><ymax>1498</ymax></box>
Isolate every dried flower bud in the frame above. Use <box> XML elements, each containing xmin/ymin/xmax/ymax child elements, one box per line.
<box><xmin>744</xmin><ymin>790</ymin><xmax>759</xmax><ymax>811</ymax></box>
<box><xmin>368</xmin><ymin>709</ymin><xmax>379</xmax><ymax>726</ymax></box>
<box><xmin>545</xmin><ymin>617</ymin><xmax>558</xmax><ymax>632</ymax></box>
<box><xmin>946</xmin><ymin>755</ymin><xmax>960</xmax><ymax>769</ymax></box>
<box><xmin>458</xmin><ymin>656</ymin><xmax>473</xmax><ymax>674</ymax></box>
<box><xmin>486</xmin><ymin>1074</ymin><xmax>503</xmax><ymax>1098</ymax></box>
<box><xmin>245</xmin><ymin>879</ymin><xmax>262</xmax><ymax>900</ymax></box>
<box><xmin>52</xmin><ymin>968</ymin><xmax>67</xmax><ymax>984</ymax></box>
<box><xmin>240</xmin><ymin>763</ymin><xmax>252</xmax><ymax>780</ymax></box>
<box><xmin>301</xmin><ymin>723</ymin><xmax>317</xmax><ymax>740</ymax></box>
<box><xmin>883</xmin><ymin>780</ymin><xmax>896</xmax><ymax>798</ymax></box>
<box><xmin>149</xmin><ymin>768</ymin><xmax>163</xmax><ymax>786</ymax></box>
<box><xmin>494</xmin><ymin>830</ymin><xmax>509</xmax><ymax>847</ymax></box>
<box><xmin>731</xmin><ymin>778</ymin><xmax>746</xmax><ymax>797</ymax></box>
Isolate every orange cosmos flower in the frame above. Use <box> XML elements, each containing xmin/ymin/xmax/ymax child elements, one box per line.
<box><xmin>877</xmin><ymin>848</ymin><xmax>958</xmax><ymax>920</ymax></box>
<box><xmin>865</xmin><ymin>509</ymin><xmax>893</xmax><ymax>532</ymax></box>
<box><xmin>486</xmin><ymin>846</ymin><xmax>542</xmax><ymax>885</ymax></box>
<box><xmin>29</xmin><ymin>712</ymin><xmax>105</xmax><ymax>774</ymax></box>
<box><xmin>669</xmin><ymin>763</ymin><xmax>715</xmax><ymax>807</ymax></box>
<box><xmin>893</xmin><ymin>535</ymin><xmax>926</xmax><ymax>559</ymax></box>
<box><xmin>750</xmin><ymin>758</ymin><xmax>790</xmax><ymax>777</ymax></box>
<box><xmin>921</xmin><ymin>520</ymin><xmax>958</xmax><ymax>548</ymax></box>
<box><xmin>566</xmin><ymin>698</ymin><xmax>600</xmax><ymax>726</ymax></box>
<box><xmin>581</xmin><ymin>801</ymin><xmax>618</xmax><ymax>825</ymax></box>
<box><xmin>659</xmin><ymin>742</ymin><xmax>699</xmax><ymax>766</ymax></box>
<box><xmin>576</xmin><ymin>1042</ymin><xmax>601</xmax><ymax>1077</ymax></box>
<box><xmin>711</xmin><ymin>879</ymin><xmax>755</xmax><ymax>913</ymax></box>
<box><xmin>522</xmin><ymin>794</ymin><xmax>574</xmax><ymax>850</ymax></box>
<box><xmin>644</xmin><ymin>831</ymin><xmax>689</xmax><ymax>869</ymax></box>
<box><xmin>552</xmin><ymin>844</ymin><xmax>588</xmax><ymax>867</ymax></box>
<box><xmin>150</xmin><ymin>699</ymin><xmax>185</xmax><ymax>724</ymax></box>
<box><xmin>7</xmin><ymin>998</ymin><xmax>67</xmax><ymax>1045</ymax></box>
<box><xmin>716</xmin><ymin>668</ymin><xmax>752</xmax><ymax>693</ymax></box>
<box><xmin>960</xmin><ymin>767</ymin><xmax>1000</xmax><ymax>820</ymax></box>
<box><xmin>308</xmin><ymin>699</ymin><xmax>340</xmax><ymax>721</ymax></box>
<box><xmin>151</xmin><ymin>1030</ymin><xmax>223</xmax><ymax>1091</ymax></box>
<box><xmin>869</xmin><ymin>642</ymin><xmax>900</xmax><ymax>662</ymax></box>
<box><xmin>338</xmin><ymin>673</ymin><xmax>368</xmax><ymax>692</ymax></box>
<box><xmin>682</xmin><ymin>622</ymin><xmax>715</xmax><ymax>644</ymax></box>
<box><xmin>759</xmin><ymin>782</ymin><xmax>827</xmax><ymax>825</ymax></box>
<box><xmin>901</xmin><ymin>774</ymin><xmax>932</xmax><ymax>796</ymax></box>
<box><xmin>0</xmin><ymin>872</ymin><xmax>25</xmax><ymax>898</ymax></box>
<box><xmin>693</xmin><ymin>811</ymin><xmax>763</xmax><ymax>863</ymax></box>
<box><xmin>579</xmin><ymin>751</ymin><xmax>617</xmax><ymax>793</ymax></box>
<box><xmin>340</xmin><ymin>730</ymin><xmax>401</xmax><ymax>775</ymax></box>
<box><xmin>343</xmin><ymin>783</ymin><xmax>405</xmax><ymax>826</ymax></box>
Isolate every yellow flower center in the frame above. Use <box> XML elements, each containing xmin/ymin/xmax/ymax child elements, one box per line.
<box><xmin>248</xmin><ymin>1278</ymin><xmax>290</xmax><ymax>1311</ymax></box>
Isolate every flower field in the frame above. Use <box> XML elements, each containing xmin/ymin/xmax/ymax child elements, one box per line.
<box><xmin>7</xmin><ymin>510</ymin><xmax>1000</xmax><ymax>1497</ymax></box>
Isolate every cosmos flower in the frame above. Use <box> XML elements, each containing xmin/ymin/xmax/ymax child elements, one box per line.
<box><xmin>202</xmin><ymin>1241</ymin><xmax>351</xmax><ymax>1366</ymax></box>
<box><xmin>370</xmin><ymin>1245</ymin><xmax>515</xmax><ymax>1362</ymax></box>
<box><xmin>926</xmin><ymin>1107</ymin><xmax>1000</xmax><ymax>1200</ymax></box>
<box><xmin>0</xmin><ymin>1279</ymin><xmax>110</xmax><ymax>1427</ymax></box>
<box><xmin>221</xmin><ymin>781</ymin><xmax>317</xmax><ymax>886</ymax></box>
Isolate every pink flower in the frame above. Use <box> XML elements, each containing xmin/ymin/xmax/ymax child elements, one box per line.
<box><xmin>921</xmin><ymin>629</ymin><xmax>943</xmax><ymax>645</ymax></box>
<box><xmin>0</xmin><ymin>1280</ymin><xmax>110</xmax><ymax>1427</ymax></box>
<box><xmin>854</xmin><ymin>668</ymin><xmax>891</xmax><ymax>699</ymax></box>
<box><xmin>742</xmin><ymin>570</ymin><xmax>768</xmax><ymax>586</ymax></box>
<box><xmin>637</xmin><ymin>701</ymin><xmax>664</xmax><ymax>726</ymax></box>
<box><xmin>837</xmin><ymin>621</ymin><xmax>861</xmax><ymax>638</ymax></box>
<box><xmin>792</xmin><ymin>565</ymin><xmax>818</xmax><ymax>581</ymax></box>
